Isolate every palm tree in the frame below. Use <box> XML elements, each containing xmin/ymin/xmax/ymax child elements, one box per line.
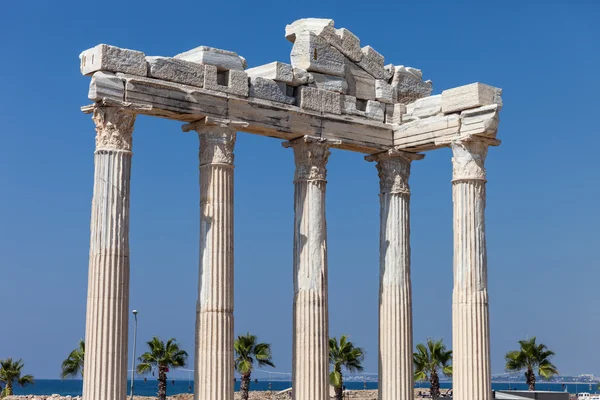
<box><xmin>329</xmin><ymin>335</ymin><xmax>365</xmax><ymax>400</ymax></box>
<box><xmin>505</xmin><ymin>337</ymin><xmax>558</xmax><ymax>391</ymax></box>
<box><xmin>413</xmin><ymin>338</ymin><xmax>453</xmax><ymax>400</ymax></box>
<box><xmin>0</xmin><ymin>358</ymin><xmax>34</xmax><ymax>398</ymax></box>
<box><xmin>234</xmin><ymin>333</ymin><xmax>275</xmax><ymax>400</ymax></box>
<box><xmin>136</xmin><ymin>337</ymin><xmax>187</xmax><ymax>400</ymax></box>
<box><xmin>61</xmin><ymin>339</ymin><xmax>85</xmax><ymax>379</ymax></box>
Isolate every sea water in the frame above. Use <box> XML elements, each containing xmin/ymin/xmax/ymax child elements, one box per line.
<box><xmin>10</xmin><ymin>380</ymin><xmax>599</xmax><ymax>396</ymax></box>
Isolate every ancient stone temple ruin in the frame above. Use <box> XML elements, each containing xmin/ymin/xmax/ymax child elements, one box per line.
<box><xmin>79</xmin><ymin>18</ymin><xmax>502</xmax><ymax>400</ymax></box>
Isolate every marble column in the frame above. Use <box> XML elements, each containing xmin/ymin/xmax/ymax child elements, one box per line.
<box><xmin>190</xmin><ymin>122</ymin><xmax>236</xmax><ymax>400</ymax></box>
<box><xmin>83</xmin><ymin>106</ymin><xmax>136</xmax><ymax>400</ymax></box>
<box><xmin>367</xmin><ymin>150</ymin><xmax>423</xmax><ymax>400</ymax></box>
<box><xmin>283</xmin><ymin>136</ymin><xmax>332</xmax><ymax>400</ymax></box>
<box><xmin>451</xmin><ymin>139</ymin><xmax>493</xmax><ymax>400</ymax></box>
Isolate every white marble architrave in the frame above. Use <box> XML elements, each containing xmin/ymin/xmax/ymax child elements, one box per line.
<box><xmin>83</xmin><ymin>106</ymin><xmax>136</xmax><ymax>400</ymax></box>
<box><xmin>451</xmin><ymin>139</ymin><xmax>493</xmax><ymax>400</ymax></box>
<box><xmin>367</xmin><ymin>150</ymin><xmax>423</xmax><ymax>400</ymax></box>
<box><xmin>187</xmin><ymin>121</ymin><xmax>237</xmax><ymax>400</ymax></box>
<box><xmin>283</xmin><ymin>137</ymin><xmax>333</xmax><ymax>400</ymax></box>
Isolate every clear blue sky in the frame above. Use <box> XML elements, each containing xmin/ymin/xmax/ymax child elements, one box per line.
<box><xmin>1</xmin><ymin>0</ymin><xmax>598</xmax><ymax>380</ymax></box>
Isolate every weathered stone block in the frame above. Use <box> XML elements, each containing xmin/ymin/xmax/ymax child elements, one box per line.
<box><xmin>249</xmin><ymin>77</ymin><xmax>295</xmax><ymax>104</ymax></box>
<box><xmin>246</xmin><ymin>62</ymin><xmax>294</xmax><ymax>84</ymax></box>
<box><xmin>290</xmin><ymin>67</ymin><xmax>314</xmax><ymax>86</ymax></box>
<box><xmin>175</xmin><ymin>46</ymin><xmax>245</xmax><ymax>71</ymax></box>
<box><xmin>285</xmin><ymin>18</ymin><xmax>334</xmax><ymax>42</ymax></box>
<box><xmin>357</xmin><ymin>46</ymin><xmax>386</xmax><ymax>79</ymax></box>
<box><xmin>385</xmin><ymin>103</ymin><xmax>407</xmax><ymax>124</ymax></box>
<box><xmin>146</xmin><ymin>56</ymin><xmax>204</xmax><ymax>87</ymax></box>
<box><xmin>391</xmin><ymin>66</ymin><xmax>433</xmax><ymax>103</ymax></box>
<box><xmin>204</xmin><ymin>65</ymin><xmax>249</xmax><ymax>96</ymax></box>
<box><xmin>345</xmin><ymin>60</ymin><xmax>375</xmax><ymax>100</ymax></box>
<box><xmin>375</xmin><ymin>79</ymin><xmax>395</xmax><ymax>104</ymax></box>
<box><xmin>459</xmin><ymin>104</ymin><xmax>500</xmax><ymax>137</ymax></box>
<box><xmin>285</xmin><ymin>18</ymin><xmax>363</xmax><ymax>63</ymax></box>
<box><xmin>333</xmin><ymin>28</ymin><xmax>362</xmax><ymax>62</ymax></box>
<box><xmin>88</xmin><ymin>71</ymin><xmax>125</xmax><ymax>101</ymax></box>
<box><xmin>342</xmin><ymin>95</ymin><xmax>358</xmax><ymax>115</ymax></box>
<box><xmin>441</xmin><ymin>83</ymin><xmax>502</xmax><ymax>114</ymax></box>
<box><xmin>365</xmin><ymin>100</ymin><xmax>385</xmax><ymax>122</ymax></box>
<box><xmin>406</xmin><ymin>95</ymin><xmax>442</xmax><ymax>119</ymax></box>
<box><xmin>80</xmin><ymin>44</ymin><xmax>147</xmax><ymax>76</ymax></box>
<box><xmin>296</xmin><ymin>86</ymin><xmax>341</xmax><ymax>114</ymax></box>
<box><xmin>290</xmin><ymin>31</ymin><xmax>346</xmax><ymax>77</ymax></box>
<box><xmin>309</xmin><ymin>72</ymin><xmax>348</xmax><ymax>94</ymax></box>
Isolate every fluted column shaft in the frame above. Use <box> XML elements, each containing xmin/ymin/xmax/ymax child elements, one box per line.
<box><xmin>193</xmin><ymin>125</ymin><xmax>236</xmax><ymax>400</ymax></box>
<box><xmin>369</xmin><ymin>151</ymin><xmax>422</xmax><ymax>400</ymax></box>
<box><xmin>83</xmin><ymin>106</ymin><xmax>136</xmax><ymax>400</ymax></box>
<box><xmin>451</xmin><ymin>140</ymin><xmax>492</xmax><ymax>400</ymax></box>
<box><xmin>284</xmin><ymin>137</ymin><xmax>331</xmax><ymax>400</ymax></box>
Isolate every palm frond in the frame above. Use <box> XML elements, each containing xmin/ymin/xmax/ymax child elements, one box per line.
<box><xmin>18</xmin><ymin>374</ymin><xmax>34</xmax><ymax>387</ymax></box>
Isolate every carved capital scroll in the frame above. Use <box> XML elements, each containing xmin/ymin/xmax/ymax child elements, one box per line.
<box><xmin>183</xmin><ymin>118</ymin><xmax>244</xmax><ymax>166</ymax></box>
<box><xmin>92</xmin><ymin>106</ymin><xmax>137</xmax><ymax>151</ymax></box>
<box><xmin>366</xmin><ymin>150</ymin><xmax>424</xmax><ymax>195</ymax></box>
<box><xmin>451</xmin><ymin>140</ymin><xmax>489</xmax><ymax>182</ymax></box>
<box><xmin>283</xmin><ymin>136</ymin><xmax>338</xmax><ymax>182</ymax></box>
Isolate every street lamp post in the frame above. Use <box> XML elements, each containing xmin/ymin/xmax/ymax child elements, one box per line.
<box><xmin>130</xmin><ymin>310</ymin><xmax>138</xmax><ymax>400</ymax></box>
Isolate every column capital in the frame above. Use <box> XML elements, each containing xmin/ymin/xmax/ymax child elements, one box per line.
<box><xmin>183</xmin><ymin>118</ymin><xmax>241</xmax><ymax>166</ymax></box>
<box><xmin>451</xmin><ymin>139</ymin><xmax>496</xmax><ymax>182</ymax></box>
<box><xmin>367</xmin><ymin>150</ymin><xmax>424</xmax><ymax>195</ymax></box>
<box><xmin>92</xmin><ymin>106</ymin><xmax>137</xmax><ymax>151</ymax></box>
<box><xmin>283</xmin><ymin>136</ymin><xmax>339</xmax><ymax>182</ymax></box>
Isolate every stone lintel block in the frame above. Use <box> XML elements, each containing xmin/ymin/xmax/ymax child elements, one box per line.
<box><xmin>297</xmin><ymin>86</ymin><xmax>341</xmax><ymax>115</ymax></box>
<box><xmin>365</xmin><ymin>100</ymin><xmax>385</xmax><ymax>122</ymax></box>
<box><xmin>249</xmin><ymin>77</ymin><xmax>295</xmax><ymax>104</ymax></box>
<box><xmin>442</xmin><ymin>82</ymin><xmax>502</xmax><ymax>114</ymax></box>
<box><xmin>80</xmin><ymin>44</ymin><xmax>147</xmax><ymax>76</ymax></box>
<box><xmin>356</xmin><ymin>46</ymin><xmax>386</xmax><ymax>79</ymax></box>
<box><xmin>345</xmin><ymin>60</ymin><xmax>376</xmax><ymax>101</ymax></box>
<box><xmin>459</xmin><ymin>104</ymin><xmax>500</xmax><ymax>137</ymax></box>
<box><xmin>290</xmin><ymin>67</ymin><xmax>314</xmax><ymax>86</ymax></box>
<box><xmin>385</xmin><ymin>103</ymin><xmax>407</xmax><ymax>124</ymax></box>
<box><xmin>375</xmin><ymin>79</ymin><xmax>395</xmax><ymax>104</ymax></box>
<box><xmin>406</xmin><ymin>94</ymin><xmax>442</xmax><ymax>119</ymax></box>
<box><xmin>88</xmin><ymin>71</ymin><xmax>125</xmax><ymax>101</ymax></box>
<box><xmin>204</xmin><ymin>65</ymin><xmax>249</xmax><ymax>97</ymax></box>
<box><xmin>290</xmin><ymin>31</ymin><xmax>346</xmax><ymax>77</ymax></box>
<box><xmin>246</xmin><ymin>62</ymin><xmax>294</xmax><ymax>84</ymax></box>
<box><xmin>175</xmin><ymin>46</ymin><xmax>245</xmax><ymax>71</ymax></box>
<box><xmin>309</xmin><ymin>72</ymin><xmax>348</xmax><ymax>94</ymax></box>
<box><xmin>146</xmin><ymin>56</ymin><xmax>204</xmax><ymax>87</ymax></box>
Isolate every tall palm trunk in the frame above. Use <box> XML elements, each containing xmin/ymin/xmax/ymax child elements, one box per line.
<box><xmin>526</xmin><ymin>368</ymin><xmax>536</xmax><ymax>391</ymax></box>
<box><xmin>5</xmin><ymin>382</ymin><xmax>13</xmax><ymax>397</ymax></box>
<box><xmin>334</xmin><ymin>367</ymin><xmax>344</xmax><ymax>400</ymax></box>
<box><xmin>430</xmin><ymin>370</ymin><xmax>441</xmax><ymax>400</ymax></box>
<box><xmin>157</xmin><ymin>365</ymin><xmax>167</xmax><ymax>400</ymax></box>
<box><xmin>240</xmin><ymin>372</ymin><xmax>251</xmax><ymax>400</ymax></box>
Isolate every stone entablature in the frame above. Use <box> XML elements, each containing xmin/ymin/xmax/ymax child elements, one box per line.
<box><xmin>80</xmin><ymin>18</ymin><xmax>502</xmax><ymax>154</ymax></box>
